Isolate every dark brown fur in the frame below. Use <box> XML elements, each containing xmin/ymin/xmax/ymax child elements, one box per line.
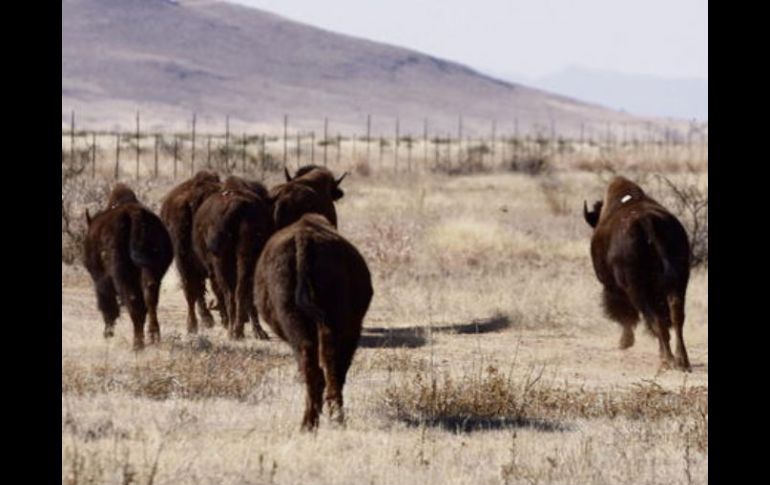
<box><xmin>255</xmin><ymin>213</ymin><xmax>373</xmax><ymax>430</ymax></box>
<box><xmin>192</xmin><ymin>176</ymin><xmax>274</xmax><ymax>339</ymax></box>
<box><xmin>84</xmin><ymin>184</ymin><xmax>173</xmax><ymax>350</ymax></box>
<box><xmin>584</xmin><ymin>176</ymin><xmax>691</xmax><ymax>371</ymax></box>
<box><xmin>160</xmin><ymin>171</ymin><xmax>223</xmax><ymax>333</ymax></box>
<box><xmin>269</xmin><ymin>165</ymin><xmax>347</xmax><ymax>230</ymax></box>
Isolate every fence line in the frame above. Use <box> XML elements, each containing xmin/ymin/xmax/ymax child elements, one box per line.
<box><xmin>62</xmin><ymin>115</ymin><xmax>709</xmax><ymax>180</ymax></box>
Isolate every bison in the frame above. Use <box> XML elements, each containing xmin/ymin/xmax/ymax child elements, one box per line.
<box><xmin>192</xmin><ymin>176</ymin><xmax>273</xmax><ymax>340</ymax></box>
<box><xmin>584</xmin><ymin>176</ymin><xmax>691</xmax><ymax>371</ymax></box>
<box><xmin>160</xmin><ymin>170</ymin><xmax>222</xmax><ymax>334</ymax></box>
<box><xmin>255</xmin><ymin>213</ymin><xmax>373</xmax><ymax>430</ymax></box>
<box><xmin>269</xmin><ymin>165</ymin><xmax>347</xmax><ymax>230</ymax></box>
<box><xmin>84</xmin><ymin>183</ymin><xmax>173</xmax><ymax>350</ymax></box>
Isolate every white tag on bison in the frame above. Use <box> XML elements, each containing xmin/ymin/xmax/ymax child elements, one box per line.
<box><xmin>621</xmin><ymin>194</ymin><xmax>632</xmax><ymax>204</ymax></box>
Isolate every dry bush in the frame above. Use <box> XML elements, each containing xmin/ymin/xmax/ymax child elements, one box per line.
<box><xmin>356</xmin><ymin>220</ymin><xmax>417</xmax><ymax>278</ymax></box>
<box><xmin>654</xmin><ymin>174</ymin><xmax>708</xmax><ymax>268</ymax></box>
<box><xmin>502</xmin><ymin>155</ymin><xmax>551</xmax><ymax>176</ymax></box>
<box><xmin>61</xmin><ymin>158</ymin><xmax>111</xmax><ymax>264</ymax></box>
<box><xmin>382</xmin><ymin>365</ymin><xmax>708</xmax><ymax>432</ymax></box>
<box><xmin>62</xmin><ymin>335</ymin><xmax>291</xmax><ymax>402</ymax></box>
<box><xmin>354</xmin><ymin>158</ymin><xmax>372</xmax><ymax>177</ymax></box>
<box><xmin>538</xmin><ymin>175</ymin><xmax>569</xmax><ymax>216</ymax></box>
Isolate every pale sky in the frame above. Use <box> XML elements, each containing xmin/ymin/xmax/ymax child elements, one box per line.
<box><xmin>226</xmin><ymin>0</ymin><xmax>708</xmax><ymax>81</ymax></box>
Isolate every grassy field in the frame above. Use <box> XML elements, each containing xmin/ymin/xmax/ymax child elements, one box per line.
<box><xmin>62</xmin><ymin>152</ymin><xmax>708</xmax><ymax>485</ymax></box>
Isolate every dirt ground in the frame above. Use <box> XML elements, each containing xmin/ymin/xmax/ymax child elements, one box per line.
<box><xmin>62</xmin><ymin>165</ymin><xmax>707</xmax><ymax>485</ymax></box>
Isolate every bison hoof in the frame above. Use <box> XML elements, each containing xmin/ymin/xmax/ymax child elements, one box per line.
<box><xmin>201</xmin><ymin>314</ymin><xmax>215</xmax><ymax>329</ymax></box>
<box><xmin>327</xmin><ymin>405</ymin><xmax>345</xmax><ymax>426</ymax></box>
<box><xmin>254</xmin><ymin>328</ymin><xmax>270</xmax><ymax>340</ymax></box>
<box><xmin>675</xmin><ymin>357</ymin><xmax>692</xmax><ymax>372</ymax></box>
<box><xmin>619</xmin><ymin>329</ymin><xmax>635</xmax><ymax>349</ymax></box>
<box><xmin>301</xmin><ymin>414</ymin><xmax>320</xmax><ymax>432</ymax></box>
<box><xmin>132</xmin><ymin>341</ymin><xmax>145</xmax><ymax>352</ymax></box>
<box><xmin>103</xmin><ymin>327</ymin><xmax>115</xmax><ymax>339</ymax></box>
<box><xmin>149</xmin><ymin>331</ymin><xmax>161</xmax><ymax>344</ymax></box>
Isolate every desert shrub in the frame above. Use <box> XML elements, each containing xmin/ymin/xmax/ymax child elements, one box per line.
<box><xmin>382</xmin><ymin>365</ymin><xmax>708</xmax><ymax>432</ymax></box>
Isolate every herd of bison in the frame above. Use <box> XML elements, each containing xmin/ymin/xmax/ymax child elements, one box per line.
<box><xmin>81</xmin><ymin>165</ymin><xmax>692</xmax><ymax>430</ymax></box>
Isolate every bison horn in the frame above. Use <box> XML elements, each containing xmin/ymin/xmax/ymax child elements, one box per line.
<box><xmin>284</xmin><ymin>166</ymin><xmax>293</xmax><ymax>182</ymax></box>
<box><xmin>335</xmin><ymin>171</ymin><xmax>349</xmax><ymax>186</ymax></box>
<box><xmin>85</xmin><ymin>209</ymin><xmax>92</xmax><ymax>226</ymax></box>
<box><xmin>583</xmin><ymin>200</ymin><xmax>600</xmax><ymax>228</ymax></box>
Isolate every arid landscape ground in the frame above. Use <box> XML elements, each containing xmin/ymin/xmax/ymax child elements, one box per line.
<box><xmin>62</xmin><ymin>142</ymin><xmax>707</xmax><ymax>484</ymax></box>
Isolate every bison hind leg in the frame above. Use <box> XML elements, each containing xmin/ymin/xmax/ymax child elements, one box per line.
<box><xmin>668</xmin><ymin>294</ymin><xmax>691</xmax><ymax>372</ymax></box>
<box><xmin>141</xmin><ymin>269</ymin><xmax>162</xmax><ymax>344</ymax></box>
<box><xmin>297</xmin><ymin>338</ymin><xmax>325</xmax><ymax>431</ymax></box>
<box><xmin>602</xmin><ymin>287</ymin><xmax>639</xmax><ymax>349</ymax></box>
<box><xmin>96</xmin><ymin>277</ymin><xmax>119</xmax><ymax>338</ymax></box>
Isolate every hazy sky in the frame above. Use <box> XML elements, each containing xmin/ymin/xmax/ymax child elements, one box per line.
<box><xmin>227</xmin><ymin>0</ymin><xmax>707</xmax><ymax>81</ymax></box>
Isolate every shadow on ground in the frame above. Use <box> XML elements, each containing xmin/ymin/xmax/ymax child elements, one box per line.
<box><xmin>360</xmin><ymin>314</ymin><xmax>512</xmax><ymax>349</ymax></box>
<box><xmin>398</xmin><ymin>415</ymin><xmax>571</xmax><ymax>433</ymax></box>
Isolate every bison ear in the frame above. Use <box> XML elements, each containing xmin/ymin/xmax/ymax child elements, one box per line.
<box><xmin>85</xmin><ymin>209</ymin><xmax>92</xmax><ymax>226</ymax></box>
<box><xmin>284</xmin><ymin>167</ymin><xmax>293</xmax><ymax>182</ymax></box>
<box><xmin>583</xmin><ymin>200</ymin><xmax>600</xmax><ymax>228</ymax></box>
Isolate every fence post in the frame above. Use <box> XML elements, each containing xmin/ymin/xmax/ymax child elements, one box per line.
<box><xmin>283</xmin><ymin>114</ymin><xmax>288</xmax><ymax>167</ymax></box>
<box><xmin>296</xmin><ymin>130</ymin><xmax>301</xmax><ymax>166</ymax></box>
<box><xmin>394</xmin><ymin>117</ymin><xmax>399</xmax><ymax>172</ymax></box>
<box><xmin>207</xmin><ymin>134</ymin><xmax>211</xmax><ymax>169</ymax></box>
<box><xmin>154</xmin><ymin>134</ymin><xmax>159</xmax><ymax>179</ymax></box>
<box><xmin>114</xmin><ymin>131</ymin><xmax>121</xmax><ymax>180</ymax></box>
<box><xmin>135</xmin><ymin>111</ymin><xmax>141</xmax><ymax>180</ymax></box>
<box><xmin>173</xmin><ymin>135</ymin><xmax>178</xmax><ymax>179</ymax></box>
<box><xmin>423</xmin><ymin>118</ymin><xmax>428</xmax><ymax>165</ymax></box>
<box><xmin>260</xmin><ymin>134</ymin><xmax>267</xmax><ymax>173</ymax></box>
<box><xmin>434</xmin><ymin>134</ymin><xmax>439</xmax><ymax>166</ymax></box>
<box><xmin>323</xmin><ymin>117</ymin><xmax>328</xmax><ymax>166</ymax></box>
<box><xmin>491</xmin><ymin>120</ymin><xmax>496</xmax><ymax>166</ymax></box>
<box><xmin>311</xmin><ymin>131</ymin><xmax>315</xmax><ymax>163</ymax></box>
<box><xmin>70</xmin><ymin>110</ymin><xmax>75</xmax><ymax>168</ymax></box>
<box><xmin>191</xmin><ymin>113</ymin><xmax>196</xmax><ymax>176</ymax></box>
<box><xmin>366</xmin><ymin>114</ymin><xmax>371</xmax><ymax>166</ymax></box>
<box><xmin>242</xmin><ymin>132</ymin><xmax>247</xmax><ymax>173</ymax></box>
<box><xmin>91</xmin><ymin>132</ymin><xmax>96</xmax><ymax>179</ymax></box>
<box><xmin>224</xmin><ymin>115</ymin><xmax>230</xmax><ymax>171</ymax></box>
<box><xmin>407</xmin><ymin>137</ymin><xmax>412</xmax><ymax>172</ymax></box>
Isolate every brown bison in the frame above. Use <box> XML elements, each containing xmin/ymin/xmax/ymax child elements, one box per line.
<box><xmin>193</xmin><ymin>176</ymin><xmax>273</xmax><ymax>340</ymax></box>
<box><xmin>269</xmin><ymin>165</ymin><xmax>347</xmax><ymax>230</ymax></box>
<box><xmin>584</xmin><ymin>176</ymin><xmax>691</xmax><ymax>371</ymax></box>
<box><xmin>255</xmin><ymin>213</ymin><xmax>373</xmax><ymax>430</ymax></box>
<box><xmin>84</xmin><ymin>184</ymin><xmax>173</xmax><ymax>350</ymax></box>
<box><xmin>160</xmin><ymin>171</ymin><xmax>222</xmax><ymax>334</ymax></box>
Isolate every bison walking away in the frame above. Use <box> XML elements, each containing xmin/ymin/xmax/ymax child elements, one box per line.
<box><xmin>193</xmin><ymin>176</ymin><xmax>273</xmax><ymax>340</ymax></box>
<box><xmin>269</xmin><ymin>165</ymin><xmax>347</xmax><ymax>230</ymax></box>
<box><xmin>160</xmin><ymin>171</ymin><xmax>222</xmax><ymax>334</ymax></box>
<box><xmin>84</xmin><ymin>184</ymin><xmax>173</xmax><ymax>350</ymax></box>
<box><xmin>255</xmin><ymin>213</ymin><xmax>373</xmax><ymax>430</ymax></box>
<box><xmin>584</xmin><ymin>176</ymin><xmax>691</xmax><ymax>371</ymax></box>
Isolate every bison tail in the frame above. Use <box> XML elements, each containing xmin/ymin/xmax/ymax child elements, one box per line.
<box><xmin>129</xmin><ymin>211</ymin><xmax>156</xmax><ymax>267</ymax></box>
<box><xmin>639</xmin><ymin>217</ymin><xmax>676</xmax><ymax>288</ymax></box>
<box><xmin>294</xmin><ymin>232</ymin><xmax>325</xmax><ymax>323</ymax></box>
<box><xmin>206</xmin><ymin>201</ymin><xmax>245</xmax><ymax>255</ymax></box>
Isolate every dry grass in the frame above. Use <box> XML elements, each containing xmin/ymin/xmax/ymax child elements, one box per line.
<box><xmin>62</xmin><ymin>150</ymin><xmax>707</xmax><ymax>484</ymax></box>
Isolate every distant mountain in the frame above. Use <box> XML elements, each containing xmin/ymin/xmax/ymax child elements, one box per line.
<box><xmin>62</xmin><ymin>0</ymin><xmax>685</xmax><ymax>136</ymax></box>
<box><xmin>525</xmin><ymin>66</ymin><xmax>708</xmax><ymax>121</ymax></box>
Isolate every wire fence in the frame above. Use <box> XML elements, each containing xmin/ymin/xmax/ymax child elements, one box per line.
<box><xmin>61</xmin><ymin>112</ymin><xmax>709</xmax><ymax>180</ymax></box>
